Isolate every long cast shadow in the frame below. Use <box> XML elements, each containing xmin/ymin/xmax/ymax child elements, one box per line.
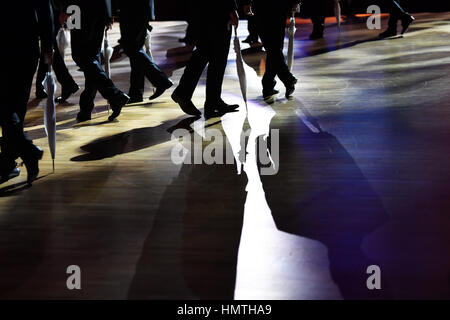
<box><xmin>128</xmin><ymin>125</ymin><xmax>247</xmax><ymax>299</ymax></box>
<box><xmin>260</xmin><ymin>100</ymin><xmax>393</xmax><ymax>299</ymax></box>
<box><xmin>71</xmin><ymin>116</ymin><xmax>200</xmax><ymax>162</ymax></box>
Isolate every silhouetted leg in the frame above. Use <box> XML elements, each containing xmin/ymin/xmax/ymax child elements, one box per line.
<box><xmin>52</xmin><ymin>39</ymin><xmax>77</xmax><ymax>89</ymax></box>
<box><xmin>272</xmin><ymin>15</ymin><xmax>296</xmax><ymax>87</ymax></box>
<box><xmin>257</xmin><ymin>13</ymin><xmax>296</xmax><ymax>94</ymax></box>
<box><xmin>243</xmin><ymin>16</ymin><xmax>259</xmax><ymax>43</ymax></box>
<box><xmin>0</xmin><ymin>52</ymin><xmax>38</xmax><ymax>166</ymax></box>
<box><xmin>79</xmin><ymin>76</ymin><xmax>97</xmax><ymax>114</ymax></box>
<box><xmin>248</xmin><ymin>16</ymin><xmax>259</xmax><ymax>41</ymax></box>
<box><xmin>36</xmin><ymin>53</ymin><xmax>47</xmax><ymax>94</ymax></box>
<box><xmin>309</xmin><ymin>0</ymin><xmax>327</xmax><ymax>38</ymax></box>
<box><xmin>255</xmin><ymin>16</ymin><xmax>277</xmax><ymax>93</ymax></box>
<box><xmin>205</xmin><ymin>25</ymin><xmax>231</xmax><ymax>105</ymax></box>
<box><xmin>173</xmin><ymin>47</ymin><xmax>209</xmax><ymax>100</ymax></box>
<box><xmin>71</xmin><ymin>18</ymin><xmax>121</xmax><ymax>105</ymax></box>
<box><xmin>121</xmin><ymin>18</ymin><xmax>171</xmax><ymax>99</ymax></box>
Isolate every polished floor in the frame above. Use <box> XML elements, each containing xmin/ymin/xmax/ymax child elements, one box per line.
<box><xmin>0</xmin><ymin>13</ymin><xmax>450</xmax><ymax>299</ymax></box>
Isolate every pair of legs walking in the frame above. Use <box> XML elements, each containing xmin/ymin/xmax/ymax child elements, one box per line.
<box><xmin>172</xmin><ymin>22</ymin><xmax>239</xmax><ymax>118</ymax></box>
<box><xmin>71</xmin><ymin>16</ymin><xmax>129</xmax><ymax>122</ymax></box>
<box><xmin>1</xmin><ymin>44</ymin><xmax>44</xmax><ymax>185</ymax></box>
<box><xmin>36</xmin><ymin>25</ymin><xmax>79</xmax><ymax>102</ymax></box>
<box><xmin>120</xmin><ymin>16</ymin><xmax>172</xmax><ymax>103</ymax></box>
<box><xmin>255</xmin><ymin>11</ymin><xmax>297</xmax><ymax>99</ymax></box>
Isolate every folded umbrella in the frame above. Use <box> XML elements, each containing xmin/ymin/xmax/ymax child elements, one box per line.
<box><xmin>103</xmin><ymin>29</ymin><xmax>113</xmax><ymax>114</ymax></box>
<box><xmin>42</xmin><ymin>66</ymin><xmax>57</xmax><ymax>172</ymax></box>
<box><xmin>334</xmin><ymin>0</ymin><xmax>342</xmax><ymax>31</ymax></box>
<box><xmin>145</xmin><ymin>29</ymin><xmax>153</xmax><ymax>60</ymax></box>
<box><xmin>144</xmin><ymin>28</ymin><xmax>156</xmax><ymax>94</ymax></box>
<box><xmin>233</xmin><ymin>26</ymin><xmax>247</xmax><ymax>110</ymax></box>
<box><xmin>287</xmin><ymin>12</ymin><xmax>296</xmax><ymax>72</ymax></box>
<box><xmin>103</xmin><ymin>29</ymin><xmax>113</xmax><ymax>78</ymax></box>
<box><xmin>56</xmin><ymin>26</ymin><xmax>70</xmax><ymax>57</ymax></box>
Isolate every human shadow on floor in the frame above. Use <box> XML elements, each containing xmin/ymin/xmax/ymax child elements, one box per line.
<box><xmin>260</xmin><ymin>100</ymin><xmax>393</xmax><ymax>299</ymax></box>
<box><xmin>0</xmin><ymin>176</ymin><xmax>49</xmax><ymax>197</ymax></box>
<box><xmin>128</xmin><ymin>125</ymin><xmax>247</xmax><ymax>299</ymax></box>
<box><xmin>70</xmin><ymin>116</ymin><xmax>200</xmax><ymax>162</ymax></box>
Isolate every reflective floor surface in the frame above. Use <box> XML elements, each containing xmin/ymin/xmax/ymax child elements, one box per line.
<box><xmin>0</xmin><ymin>13</ymin><xmax>449</xmax><ymax>299</ymax></box>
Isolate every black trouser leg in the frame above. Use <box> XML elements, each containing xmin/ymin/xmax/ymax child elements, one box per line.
<box><xmin>310</xmin><ymin>0</ymin><xmax>326</xmax><ymax>34</ymax></box>
<box><xmin>248</xmin><ymin>16</ymin><xmax>259</xmax><ymax>41</ymax></box>
<box><xmin>79</xmin><ymin>74</ymin><xmax>97</xmax><ymax>114</ymax></box>
<box><xmin>174</xmin><ymin>49</ymin><xmax>208</xmax><ymax>101</ymax></box>
<box><xmin>128</xmin><ymin>53</ymin><xmax>146</xmax><ymax>99</ymax></box>
<box><xmin>36</xmin><ymin>54</ymin><xmax>47</xmax><ymax>92</ymax></box>
<box><xmin>205</xmin><ymin>25</ymin><xmax>231</xmax><ymax>105</ymax></box>
<box><xmin>37</xmin><ymin>24</ymin><xmax>77</xmax><ymax>92</ymax></box>
<box><xmin>120</xmin><ymin>17</ymin><xmax>171</xmax><ymax>98</ymax></box>
<box><xmin>256</xmin><ymin>13</ymin><xmax>296</xmax><ymax>93</ymax></box>
<box><xmin>53</xmin><ymin>40</ymin><xmax>77</xmax><ymax>88</ymax></box>
<box><xmin>0</xmin><ymin>50</ymin><xmax>38</xmax><ymax>166</ymax></box>
<box><xmin>387</xmin><ymin>0</ymin><xmax>408</xmax><ymax>29</ymax></box>
<box><xmin>175</xmin><ymin>21</ymin><xmax>230</xmax><ymax>104</ymax></box>
<box><xmin>173</xmin><ymin>21</ymin><xmax>209</xmax><ymax>100</ymax></box>
<box><xmin>71</xmin><ymin>17</ymin><xmax>121</xmax><ymax>110</ymax></box>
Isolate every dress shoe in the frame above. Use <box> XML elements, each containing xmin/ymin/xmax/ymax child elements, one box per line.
<box><xmin>108</xmin><ymin>92</ymin><xmax>130</xmax><ymax>122</ymax></box>
<box><xmin>0</xmin><ymin>164</ymin><xmax>20</xmax><ymax>184</ymax></box>
<box><xmin>149</xmin><ymin>80</ymin><xmax>173</xmax><ymax>100</ymax></box>
<box><xmin>309</xmin><ymin>24</ymin><xmax>324</xmax><ymax>40</ymax></box>
<box><xmin>285</xmin><ymin>78</ymin><xmax>298</xmax><ymax>99</ymax></box>
<box><xmin>309</xmin><ymin>32</ymin><xmax>324</xmax><ymax>40</ymax></box>
<box><xmin>21</xmin><ymin>145</ymin><xmax>43</xmax><ymax>186</ymax></box>
<box><xmin>171</xmin><ymin>92</ymin><xmax>201</xmax><ymax>116</ymax></box>
<box><xmin>127</xmin><ymin>96</ymin><xmax>144</xmax><ymax>104</ymax></box>
<box><xmin>76</xmin><ymin>111</ymin><xmax>92</xmax><ymax>123</ymax></box>
<box><xmin>263</xmin><ymin>89</ymin><xmax>279</xmax><ymax>100</ymax></box>
<box><xmin>36</xmin><ymin>88</ymin><xmax>47</xmax><ymax>99</ymax></box>
<box><xmin>179</xmin><ymin>37</ymin><xmax>195</xmax><ymax>45</ymax></box>
<box><xmin>55</xmin><ymin>83</ymin><xmax>79</xmax><ymax>103</ymax></box>
<box><xmin>243</xmin><ymin>36</ymin><xmax>258</xmax><ymax>44</ymax></box>
<box><xmin>204</xmin><ymin>101</ymin><xmax>239</xmax><ymax>119</ymax></box>
<box><xmin>401</xmin><ymin>15</ymin><xmax>415</xmax><ymax>35</ymax></box>
<box><xmin>379</xmin><ymin>29</ymin><xmax>397</xmax><ymax>38</ymax></box>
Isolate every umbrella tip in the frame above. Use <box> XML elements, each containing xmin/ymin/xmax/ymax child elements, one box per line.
<box><xmin>52</xmin><ymin>159</ymin><xmax>55</xmax><ymax>173</ymax></box>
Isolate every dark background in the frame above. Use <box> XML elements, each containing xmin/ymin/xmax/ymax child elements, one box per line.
<box><xmin>151</xmin><ymin>0</ymin><xmax>450</xmax><ymax>21</ymax></box>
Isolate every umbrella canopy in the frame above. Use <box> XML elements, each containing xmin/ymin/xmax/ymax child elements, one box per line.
<box><xmin>287</xmin><ymin>12</ymin><xmax>296</xmax><ymax>72</ymax></box>
<box><xmin>233</xmin><ymin>26</ymin><xmax>247</xmax><ymax>108</ymax></box>
<box><xmin>42</xmin><ymin>67</ymin><xmax>57</xmax><ymax>172</ymax></box>
<box><xmin>56</xmin><ymin>27</ymin><xmax>70</xmax><ymax>57</ymax></box>
<box><xmin>334</xmin><ymin>0</ymin><xmax>342</xmax><ymax>31</ymax></box>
